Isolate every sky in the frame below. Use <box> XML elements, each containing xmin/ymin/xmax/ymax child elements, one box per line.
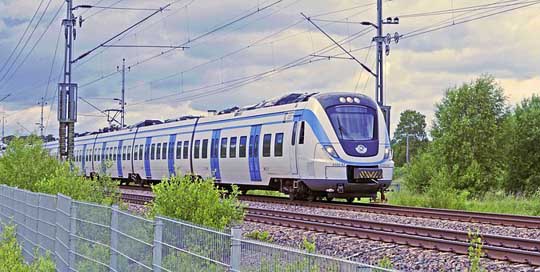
<box><xmin>0</xmin><ymin>0</ymin><xmax>539</xmax><ymax>138</ymax></box>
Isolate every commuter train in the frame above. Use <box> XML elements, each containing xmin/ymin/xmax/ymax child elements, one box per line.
<box><xmin>44</xmin><ymin>92</ymin><xmax>394</xmax><ymax>201</ymax></box>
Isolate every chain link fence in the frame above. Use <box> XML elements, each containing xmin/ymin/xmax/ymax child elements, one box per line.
<box><xmin>0</xmin><ymin>184</ymin><xmax>391</xmax><ymax>271</ymax></box>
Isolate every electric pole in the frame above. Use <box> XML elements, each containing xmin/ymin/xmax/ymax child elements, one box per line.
<box><xmin>374</xmin><ymin>0</ymin><xmax>399</xmax><ymax>133</ymax></box>
<box><xmin>58</xmin><ymin>0</ymin><xmax>78</xmax><ymax>161</ymax></box>
<box><xmin>116</xmin><ymin>58</ymin><xmax>128</xmax><ymax>128</ymax></box>
<box><xmin>37</xmin><ymin>97</ymin><xmax>47</xmax><ymax>138</ymax></box>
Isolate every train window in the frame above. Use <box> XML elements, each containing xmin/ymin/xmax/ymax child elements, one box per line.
<box><xmin>182</xmin><ymin>141</ymin><xmax>189</xmax><ymax>159</ymax></box>
<box><xmin>139</xmin><ymin>145</ymin><xmax>143</xmax><ymax>161</ymax></box>
<box><xmin>263</xmin><ymin>134</ymin><xmax>272</xmax><ymax>157</ymax></box>
<box><xmin>239</xmin><ymin>136</ymin><xmax>247</xmax><ymax>157</ymax></box>
<box><xmin>156</xmin><ymin>143</ymin><xmax>162</xmax><ymax>160</ymax></box>
<box><xmin>114</xmin><ymin>147</ymin><xmax>118</xmax><ymax>161</ymax></box>
<box><xmin>151</xmin><ymin>144</ymin><xmax>156</xmax><ymax>160</ymax></box>
<box><xmin>127</xmin><ymin>146</ymin><xmax>131</xmax><ymax>160</ymax></box>
<box><xmin>162</xmin><ymin>143</ymin><xmax>167</xmax><ymax>160</ymax></box>
<box><xmin>133</xmin><ymin>145</ymin><xmax>138</xmax><ymax>161</ymax></box>
<box><xmin>299</xmin><ymin>121</ymin><xmax>305</xmax><ymax>144</ymax></box>
<box><xmin>202</xmin><ymin>139</ymin><xmax>208</xmax><ymax>159</ymax></box>
<box><xmin>221</xmin><ymin>138</ymin><xmax>227</xmax><ymax>158</ymax></box>
<box><xmin>176</xmin><ymin>141</ymin><xmax>182</xmax><ymax>159</ymax></box>
<box><xmin>194</xmin><ymin>140</ymin><xmax>200</xmax><ymax>159</ymax></box>
<box><xmin>275</xmin><ymin>133</ymin><xmax>284</xmax><ymax>157</ymax></box>
<box><xmin>230</xmin><ymin>137</ymin><xmax>237</xmax><ymax>158</ymax></box>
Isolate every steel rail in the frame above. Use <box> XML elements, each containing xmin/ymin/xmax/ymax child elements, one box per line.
<box><xmin>239</xmin><ymin>195</ymin><xmax>540</xmax><ymax>229</ymax></box>
<box><xmin>245</xmin><ymin>208</ymin><xmax>540</xmax><ymax>266</ymax></box>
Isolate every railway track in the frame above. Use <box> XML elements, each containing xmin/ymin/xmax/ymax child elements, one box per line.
<box><xmin>245</xmin><ymin>208</ymin><xmax>540</xmax><ymax>266</ymax></box>
<box><xmin>239</xmin><ymin>195</ymin><xmax>540</xmax><ymax>229</ymax></box>
<box><xmin>119</xmin><ymin>191</ymin><xmax>540</xmax><ymax>265</ymax></box>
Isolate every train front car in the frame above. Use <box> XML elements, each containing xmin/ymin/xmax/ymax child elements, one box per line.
<box><xmin>290</xmin><ymin>92</ymin><xmax>393</xmax><ymax>202</ymax></box>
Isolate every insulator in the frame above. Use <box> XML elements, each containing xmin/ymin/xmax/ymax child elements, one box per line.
<box><xmin>385</xmin><ymin>45</ymin><xmax>390</xmax><ymax>56</ymax></box>
<box><xmin>73</xmin><ymin>28</ymin><xmax>76</xmax><ymax>40</ymax></box>
<box><xmin>394</xmin><ymin>32</ymin><xmax>400</xmax><ymax>43</ymax></box>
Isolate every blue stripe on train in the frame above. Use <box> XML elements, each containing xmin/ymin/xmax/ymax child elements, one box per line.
<box><xmin>210</xmin><ymin>130</ymin><xmax>221</xmax><ymax>180</ymax></box>
<box><xmin>168</xmin><ymin>134</ymin><xmax>176</xmax><ymax>177</ymax></box>
<box><xmin>117</xmin><ymin>140</ymin><xmax>123</xmax><ymax>178</ymax></box>
<box><xmin>249</xmin><ymin>125</ymin><xmax>262</xmax><ymax>181</ymax></box>
<box><xmin>144</xmin><ymin>137</ymin><xmax>152</xmax><ymax>179</ymax></box>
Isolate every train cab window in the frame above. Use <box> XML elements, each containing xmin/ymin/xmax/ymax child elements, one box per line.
<box><xmin>162</xmin><ymin>143</ymin><xmax>167</xmax><ymax>159</ymax></box>
<box><xmin>156</xmin><ymin>143</ymin><xmax>161</xmax><ymax>160</ymax></box>
<box><xmin>239</xmin><ymin>136</ymin><xmax>247</xmax><ymax>158</ymax></box>
<box><xmin>134</xmin><ymin>145</ymin><xmax>138</xmax><ymax>161</ymax></box>
<box><xmin>151</xmin><ymin>144</ymin><xmax>156</xmax><ymax>160</ymax></box>
<box><xmin>275</xmin><ymin>133</ymin><xmax>284</xmax><ymax>157</ymax></box>
<box><xmin>299</xmin><ymin>121</ymin><xmax>305</xmax><ymax>144</ymax></box>
<box><xmin>292</xmin><ymin>122</ymin><xmax>297</xmax><ymax>145</ymax></box>
<box><xmin>139</xmin><ymin>145</ymin><xmax>143</xmax><ymax>160</ymax></box>
<box><xmin>127</xmin><ymin>146</ymin><xmax>131</xmax><ymax>160</ymax></box>
<box><xmin>194</xmin><ymin>140</ymin><xmax>200</xmax><ymax>159</ymax></box>
<box><xmin>263</xmin><ymin>134</ymin><xmax>272</xmax><ymax>157</ymax></box>
<box><xmin>202</xmin><ymin>139</ymin><xmax>208</xmax><ymax>159</ymax></box>
<box><xmin>220</xmin><ymin>138</ymin><xmax>227</xmax><ymax>158</ymax></box>
<box><xmin>182</xmin><ymin>141</ymin><xmax>189</xmax><ymax>159</ymax></box>
<box><xmin>176</xmin><ymin>141</ymin><xmax>182</xmax><ymax>159</ymax></box>
<box><xmin>230</xmin><ymin>137</ymin><xmax>237</xmax><ymax>158</ymax></box>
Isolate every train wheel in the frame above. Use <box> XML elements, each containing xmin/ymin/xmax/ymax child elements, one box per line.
<box><xmin>325</xmin><ymin>196</ymin><xmax>334</xmax><ymax>202</ymax></box>
<box><xmin>346</xmin><ymin>197</ymin><xmax>355</xmax><ymax>204</ymax></box>
<box><xmin>306</xmin><ymin>194</ymin><xmax>316</xmax><ymax>202</ymax></box>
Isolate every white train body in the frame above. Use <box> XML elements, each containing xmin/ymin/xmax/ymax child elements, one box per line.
<box><xmin>45</xmin><ymin>92</ymin><xmax>393</xmax><ymax>200</ymax></box>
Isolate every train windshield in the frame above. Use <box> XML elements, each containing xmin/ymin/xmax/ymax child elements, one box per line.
<box><xmin>327</xmin><ymin>105</ymin><xmax>375</xmax><ymax>141</ymax></box>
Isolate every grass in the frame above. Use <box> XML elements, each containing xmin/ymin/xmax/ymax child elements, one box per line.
<box><xmin>387</xmin><ymin>190</ymin><xmax>540</xmax><ymax>216</ymax></box>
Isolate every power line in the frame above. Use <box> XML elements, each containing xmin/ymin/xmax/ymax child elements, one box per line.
<box><xmin>0</xmin><ymin>0</ymin><xmax>46</xmax><ymax>77</ymax></box>
<box><xmin>401</xmin><ymin>0</ymin><xmax>540</xmax><ymax>39</ymax></box>
<box><xmin>0</xmin><ymin>0</ymin><xmax>55</xmax><ymax>88</ymax></box>
<box><xmin>398</xmin><ymin>0</ymin><xmax>530</xmax><ymax>18</ymax></box>
<box><xmin>0</xmin><ymin>1</ymin><xmax>65</xmax><ymax>92</ymax></box>
<box><xmin>77</xmin><ymin>0</ymin><xmax>285</xmax><ymax>91</ymax></box>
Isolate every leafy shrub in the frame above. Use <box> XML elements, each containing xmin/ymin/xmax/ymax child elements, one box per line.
<box><xmin>302</xmin><ymin>236</ymin><xmax>316</xmax><ymax>254</ymax></box>
<box><xmin>468</xmin><ymin>229</ymin><xmax>484</xmax><ymax>272</ymax></box>
<box><xmin>377</xmin><ymin>256</ymin><xmax>394</xmax><ymax>270</ymax></box>
<box><xmin>245</xmin><ymin>230</ymin><xmax>273</xmax><ymax>242</ymax></box>
<box><xmin>150</xmin><ymin>175</ymin><xmax>245</xmax><ymax>230</ymax></box>
<box><xmin>402</xmin><ymin>151</ymin><xmax>438</xmax><ymax>194</ymax></box>
<box><xmin>0</xmin><ymin>136</ymin><xmax>119</xmax><ymax>205</ymax></box>
<box><xmin>0</xmin><ymin>224</ymin><xmax>55</xmax><ymax>272</ymax></box>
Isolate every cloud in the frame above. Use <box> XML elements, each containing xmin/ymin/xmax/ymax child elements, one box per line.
<box><xmin>0</xmin><ymin>0</ymin><xmax>539</xmax><ymax>139</ymax></box>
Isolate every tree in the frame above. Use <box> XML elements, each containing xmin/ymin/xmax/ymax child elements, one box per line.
<box><xmin>391</xmin><ymin>110</ymin><xmax>428</xmax><ymax>166</ymax></box>
<box><xmin>504</xmin><ymin>95</ymin><xmax>540</xmax><ymax>195</ymax></box>
<box><xmin>430</xmin><ymin>75</ymin><xmax>508</xmax><ymax>195</ymax></box>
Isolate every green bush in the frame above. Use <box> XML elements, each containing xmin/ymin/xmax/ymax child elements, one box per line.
<box><xmin>504</xmin><ymin>95</ymin><xmax>540</xmax><ymax>195</ymax></box>
<box><xmin>150</xmin><ymin>175</ymin><xmax>245</xmax><ymax>230</ymax></box>
<box><xmin>0</xmin><ymin>224</ymin><xmax>55</xmax><ymax>272</ymax></box>
<box><xmin>0</xmin><ymin>136</ymin><xmax>119</xmax><ymax>205</ymax></box>
<box><xmin>402</xmin><ymin>151</ymin><xmax>438</xmax><ymax>194</ymax></box>
<box><xmin>245</xmin><ymin>230</ymin><xmax>273</xmax><ymax>242</ymax></box>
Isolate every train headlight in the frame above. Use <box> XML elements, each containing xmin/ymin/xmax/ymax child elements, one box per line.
<box><xmin>323</xmin><ymin>145</ymin><xmax>339</xmax><ymax>159</ymax></box>
<box><xmin>384</xmin><ymin>147</ymin><xmax>392</xmax><ymax>160</ymax></box>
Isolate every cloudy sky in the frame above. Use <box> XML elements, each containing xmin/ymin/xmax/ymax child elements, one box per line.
<box><xmin>0</xmin><ymin>0</ymin><xmax>539</xmax><ymax>138</ymax></box>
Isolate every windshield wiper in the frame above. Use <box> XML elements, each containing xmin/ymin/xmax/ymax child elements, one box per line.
<box><xmin>336</xmin><ymin>117</ymin><xmax>345</xmax><ymax>139</ymax></box>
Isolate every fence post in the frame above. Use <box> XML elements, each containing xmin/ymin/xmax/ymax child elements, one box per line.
<box><xmin>110</xmin><ymin>204</ymin><xmax>119</xmax><ymax>271</ymax></box>
<box><xmin>152</xmin><ymin>218</ymin><xmax>163</xmax><ymax>272</ymax></box>
<box><xmin>69</xmin><ymin>204</ymin><xmax>78</xmax><ymax>269</ymax></box>
<box><xmin>230</xmin><ymin>227</ymin><xmax>242</xmax><ymax>272</ymax></box>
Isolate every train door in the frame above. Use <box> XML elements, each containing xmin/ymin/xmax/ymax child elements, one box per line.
<box><xmin>210</xmin><ymin>130</ymin><xmax>221</xmax><ymax>180</ymax></box>
<box><xmin>116</xmin><ymin>140</ymin><xmax>123</xmax><ymax>178</ymax></box>
<box><xmin>248</xmin><ymin>125</ymin><xmax>262</xmax><ymax>182</ymax></box>
<box><xmin>290</xmin><ymin>122</ymin><xmax>298</xmax><ymax>175</ymax></box>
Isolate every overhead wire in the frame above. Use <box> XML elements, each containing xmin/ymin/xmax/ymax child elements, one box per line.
<box><xmin>0</xmin><ymin>1</ymin><xmax>65</xmax><ymax>92</ymax></box>
<box><xmin>0</xmin><ymin>0</ymin><xmax>54</xmax><ymax>88</ymax></box>
<box><xmin>0</xmin><ymin>0</ymin><xmax>46</xmax><ymax>76</ymax></box>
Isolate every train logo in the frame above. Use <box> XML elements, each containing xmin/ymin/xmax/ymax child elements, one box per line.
<box><xmin>355</xmin><ymin>144</ymin><xmax>367</xmax><ymax>154</ymax></box>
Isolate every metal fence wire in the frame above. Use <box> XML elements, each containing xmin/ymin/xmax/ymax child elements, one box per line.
<box><xmin>0</xmin><ymin>184</ymin><xmax>392</xmax><ymax>272</ymax></box>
